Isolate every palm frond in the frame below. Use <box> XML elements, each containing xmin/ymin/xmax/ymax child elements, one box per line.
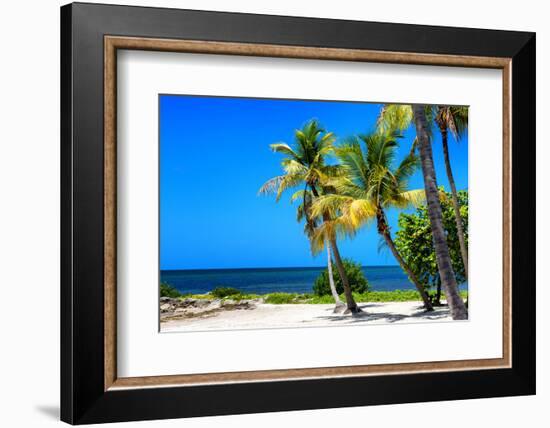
<box><xmin>258</xmin><ymin>175</ymin><xmax>285</xmax><ymax>196</ymax></box>
<box><xmin>275</xmin><ymin>173</ymin><xmax>304</xmax><ymax>201</ymax></box>
<box><xmin>450</xmin><ymin>106</ymin><xmax>468</xmax><ymax>141</ymax></box>
<box><xmin>334</xmin><ymin>138</ymin><xmax>369</xmax><ymax>188</ymax></box>
<box><xmin>322</xmin><ymin>176</ymin><xmax>358</xmax><ymax>196</ymax></box>
<box><xmin>346</xmin><ymin>198</ymin><xmax>377</xmax><ymax>228</ymax></box>
<box><xmin>269</xmin><ymin>142</ymin><xmax>300</xmax><ymax>160</ymax></box>
<box><xmin>390</xmin><ymin>189</ymin><xmax>426</xmax><ymax>209</ymax></box>
<box><xmin>318</xmin><ymin>131</ymin><xmax>336</xmax><ymax>151</ymax></box>
<box><xmin>376</xmin><ymin>104</ymin><xmax>413</xmax><ymax>134</ymax></box>
<box><xmin>290</xmin><ymin>189</ymin><xmax>309</xmax><ymax>204</ymax></box>
<box><xmin>310</xmin><ymin>215</ymin><xmax>360</xmax><ymax>255</ymax></box>
<box><xmin>281</xmin><ymin>159</ymin><xmax>308</xmax><ymax>175</ymax></box>
<box><xmin>322</xmin><ymin>164</ymin><xmax>347</xmax><ymax>178</ymax></box>
<box><xmin>394</xmin><ymin>151</ymin><xmax>420</xmax><ymax>183</ymax></box>
<box><xmin>309</xmin><ymin>222</ymin><xmax>329</xmax><ymax>255</ymax></box>
<box><xmin>310</xmin><ymin>194</ymin><xmax>352</xmax><ymax>219</ymax></box>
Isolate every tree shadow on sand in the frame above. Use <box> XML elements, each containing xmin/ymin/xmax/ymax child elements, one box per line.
<box><xmin>315</xmin><ymin>303</ymin><xmax>451</xmax><ymax>324</ymax></box>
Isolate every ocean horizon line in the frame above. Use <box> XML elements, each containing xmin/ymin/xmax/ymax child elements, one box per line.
<box><xmin>160</xmin><ymin>265</ymin><xmax>466</xmax><ymax>295</ymax></box>
<box><xmin>161</xmin><ymin>265</ymin><xmax>400</xmax><ymax>272</ymax></box>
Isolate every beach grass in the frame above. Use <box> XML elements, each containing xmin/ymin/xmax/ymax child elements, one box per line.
<box><xmin>163</xmin><ymin>286</ymin><xmax>468</xmax><ymax>304</ymax></box>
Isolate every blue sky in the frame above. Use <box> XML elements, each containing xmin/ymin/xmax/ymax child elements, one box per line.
<box><xmin>160</xmin><ymin>95</ymin><xmax>468</xmax><ymax>270</ymax></box>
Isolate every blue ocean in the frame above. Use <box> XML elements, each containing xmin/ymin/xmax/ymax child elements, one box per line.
<box><xmin>160</xmin><ymin>266</ymin><xmax>460</xmax><ymax>295</ymax></box>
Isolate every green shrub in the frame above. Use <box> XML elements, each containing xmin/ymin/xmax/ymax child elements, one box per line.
<box><xmin>210</xmin><ymin>286</ymin><xmax>242</xmax><ymax>299</ymax></box>
<box><xmin>160</xmin><ymin>282</ymin><xmax>182</xmax><ymax>298</ymax></box>
<box><xmin>264</xmin><ymin>292</ymin><xmax>311</xmax><ymax>304</ymax></box>
<box><xmin>264</xmin><ymin>293</ymin><xmax>296</xmax><ymax>304</ymax></box>
<box><xmin>395</xmin><ymin>189</ymin><xmax>468</xmax><ymax>303</ymax></box>
<box><xmin>313</xmin><ymin>258</ymin><xmax>369</xmax><ymax>296</ymax></box>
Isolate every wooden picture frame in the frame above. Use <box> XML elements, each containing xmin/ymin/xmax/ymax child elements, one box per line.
<box><xmin>61</xmin><ymin>2</ymin><xmax>535</xmax><ymax>424</ymax></box>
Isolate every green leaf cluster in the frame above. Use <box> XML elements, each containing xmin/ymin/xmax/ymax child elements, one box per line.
<box><xmin>160</xmin><ymin>282</ymin><xmax>182</xmax><ymax>298</ymax></box>
<box><xmin>210</xmin><ymin>286</ymin><xmax>243</xmax><ymax>299</ymax></box>
<box><xmin>394</xmin><ymin>189</ymin><xmax>468</xmax><ymax>295</ymax></box>
<box><xmin>264</xmin><ymin>292</ymin><xmax>312</xmax><ymax>304</ymax></box>
<box><xmin>312</xmin><ymin>258</ymin><xmax>370</xmax><ymax>296</ymax></box>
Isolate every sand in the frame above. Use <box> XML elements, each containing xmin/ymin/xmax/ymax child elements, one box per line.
<box><xmin>160</xmin><ymin>301</ymin><xmax>453</xmax><ymax>332</ymax></box>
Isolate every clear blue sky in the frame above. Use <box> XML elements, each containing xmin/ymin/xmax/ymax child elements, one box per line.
<box><xmin>160</xmin><ymin>95</ymin><xmax>468</xmax><ymax>270</ymax></box>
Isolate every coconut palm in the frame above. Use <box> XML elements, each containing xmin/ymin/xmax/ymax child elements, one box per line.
<box><xmin>305</xmin><ymin>188</ymin><xmax>362</xmax><ymax>314</ymax></box>
<box><xmin>310</xmin><ymin>131</ymin><xmax>434</xmax><ymax>311</ymax></box>
<box><xmin>412</xmin><ymin>105</ymin><xmax>468</xmax><ymax>320</ymax></box>
<box><xmin>292</xmin><ymin>187</ymin><xmax>345</xmax><ymax>313</ymax></box>
<box><xmin>435</xmin><ymin>106</ymin><xmax>469</xmax><ymax>278</ymax></box>
<box><xmin>377</xmin><ymin>104</ymin><xmax>468</xmax><ymax>319</ymax></box>
<box><xmin>258</xmin><ymin>119</ymin><xmax>360</xmax><ymax>313</ymax></box>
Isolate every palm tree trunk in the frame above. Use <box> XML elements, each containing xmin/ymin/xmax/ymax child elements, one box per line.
<box><xmin>377</xmin><ymin>211</ymin><xmax>433</xmax><ymax>311</ymax></box>
<box><xmin>435</xmin><ymin>277</ymin><xmax>442</xmax><ymax>306</ymax></box>
<box><xmin>327</xmin><ymin>241</ymin><xmax>345</xmax><ymax>313</ymax></box>
<box><xmin>310</xmin><ymin>185</ymin><xmax>360</xmax><ymax>314</ymax></box>
<box><xmin>440</xmin><ymin>127</ymin><xmax>469</xmax><ymax>278</ymax></box>
<box><xmin>329</xmin><ymin>236</ymin><xmax>361</xmax><ymax>314</ymax></box>
<box><xmin>412</xmin><ymin>105</ymin><xmax>468</xmax><ymax>320</ymax></box>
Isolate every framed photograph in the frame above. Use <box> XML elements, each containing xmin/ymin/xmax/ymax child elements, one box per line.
<box><xmin>61</xmin><ymin>2</ymin><xmax>535</xmax><ymax>424</ymax></box>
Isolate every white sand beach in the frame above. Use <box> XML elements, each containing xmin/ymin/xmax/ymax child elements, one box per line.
<box><xmin>160</xmin><ymin>301</ymin><xmax>452</xmax><ymax>332</ymax></box>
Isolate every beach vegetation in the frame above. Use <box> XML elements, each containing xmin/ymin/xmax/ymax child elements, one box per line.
<box><xmin>210</xmin><ymin>286</ymin><xmax>242</xmax><ymax>299</ymax></box>
<box><xmin>264</xmin><ymin>292</ymin><xmax>310</xmax><ymax>304</ymax></box>
<box><xmin>395</xmin><ymin>189</ymin><xmax>468</xmax><ymax>305</ymax></box>
<box><xmin>160</xmin><ymin>282</ymin><xmax>182</xmax><ymax>298</ymax></box>
<box><xmin>160</xmin><ymin>287</ymin><xmax>468</xmax><ymax>305</ymax></box>
<box><xmin>313</xmin><ymin>258</ymin><xmax>369</xmax><ymax>296</ymax></box>
<box><xmin>268</xmin><ymin>289</ymin><xmax>467</xmax><ymax>304</ymax></box>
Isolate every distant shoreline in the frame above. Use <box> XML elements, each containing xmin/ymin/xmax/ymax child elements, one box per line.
<box><xmin>160</xmin><ymin>289</ymin><xmax>468</xmax><ymax>304</ymax></box>
<box><xmin>160</xmin><ymin>265</ymin><xmax>401</xmax><ymax>273</ymax></box>
<box><xmin>161</xmin><ymin>266</ymin><xmax>468</xmax><ymax>296</ymax></box>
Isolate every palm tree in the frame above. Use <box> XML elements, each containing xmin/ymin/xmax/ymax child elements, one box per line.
<box><xmin>311</xmin><ymin>131</ymin><xmax>434</xmax><ymax>311</ymax></box>
<box><xmin>258</xmin><ymin>119</ymin><xmax>360</xmax><ymax>313</ymax></box>
<box><xmin>325</xmin><ymin>242</ymin><xmax>344</xmax><ymax>311</ymax></box>
<box><xmin>435</xmin><ymin>106</ymin><xmax>469</xmax><ymax>278</ymax></box>
<box><xmin>412</xmin><ymin>105</ymin><xmax>468</xmax><ymax>320</ymax></box>
<box><xmin>377</xmin><ymin>104</ymin><xmax>468</xmax><ymax>319</ymax></box>
<box><xmin>306</xmin><ymin>188</ymin><xmax>362</xmax><ymax>314</ymax></box>
<box><xmin>292</xmin><ymin>187</ymin><xmax>346</xmax><ymax>313</ymax></box>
